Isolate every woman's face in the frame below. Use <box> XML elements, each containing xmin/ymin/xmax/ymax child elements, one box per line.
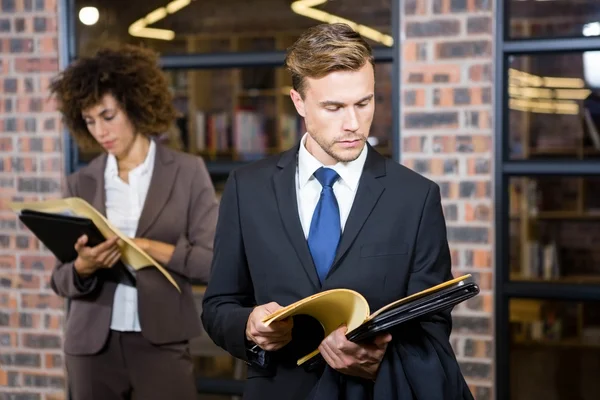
<box><xmin>81</xmin><ymin>93</ymin><xmax>137</xmax><ymax>158</ymax></box>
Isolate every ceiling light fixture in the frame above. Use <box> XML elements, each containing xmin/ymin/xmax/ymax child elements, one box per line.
<box><xmin>79</xmin><ymin>6</ymin><xmax>99</xmax><ymax>26</ymax></box>
<box><xmin>291</xmin><ymin>0</ymin><xmax>393</xmax><ymax>47</ymax></box>
<box><xmin>128</xmin><ymin>0</ymin><xmax>191</xmax><ymax>41</ymax></box>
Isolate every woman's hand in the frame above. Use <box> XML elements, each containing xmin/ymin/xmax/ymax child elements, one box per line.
<box><xmin>73</xmin><ymin>234</ymin><xmax>122</xmax><ymax>278</ymax></box>
<box><xmin>132</xmin><ymin>238</ymin><xmax>175</xmax><ymax>265</ymax></box>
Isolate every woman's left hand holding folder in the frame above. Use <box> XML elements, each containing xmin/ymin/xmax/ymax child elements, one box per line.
<box><xmin>73</xmin><ymin>235</ymin><xmax>122</xmax><ymax>278</ymax></box>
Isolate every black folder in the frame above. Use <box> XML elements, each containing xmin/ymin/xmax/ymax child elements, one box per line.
<box><xmin>300</xmin><ymin>281</ymin><xmax>480</xmax><ymax>371</ymax></box>
<box><xmin>346</xmin><ymin>281</ymin><xmax>479</xmax><ymax>342</ymax></box>
<box><xmin>18</xmin><ymin>209</ymin><xmax>136</xmax><ymax>287</ymax></box>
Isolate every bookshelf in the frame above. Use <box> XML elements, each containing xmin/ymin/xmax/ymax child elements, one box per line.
<box><xmin>505</xmin><ymin>17</ymin><xmax>600</xmax><ymax>367</ymax></box>
<box><xmin>166</xmin><ymin>31</ymin><xmax>308</xmax><ymax>164</ymax></box>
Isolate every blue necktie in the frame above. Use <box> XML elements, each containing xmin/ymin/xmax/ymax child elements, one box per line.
<box><xmin>308</xmin><ymin>167</ymin><xmax>341</xmax><ymax>284</ymax></box>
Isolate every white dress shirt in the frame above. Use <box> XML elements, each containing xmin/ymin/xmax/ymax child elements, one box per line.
<box><xmin>296</xmin><ymin>133</ymin><xmax>368</xmax><ymax>238</ymax></box>
<box><xmin>105</xmin><ymin>140</ymin><xmax>156</xmax><ymax>332</ymax></box>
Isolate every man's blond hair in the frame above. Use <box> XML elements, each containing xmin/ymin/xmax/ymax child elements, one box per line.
<box><xmin>285</xmin><ymin>23</ymin><xmax>374</xmax><ymax>98</ymax></box>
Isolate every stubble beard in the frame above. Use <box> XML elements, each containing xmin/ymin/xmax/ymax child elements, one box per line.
<box><xmin>314</xmin><ymin>134</ymin><xmax>366</xmax><ymax>163</ymax></box>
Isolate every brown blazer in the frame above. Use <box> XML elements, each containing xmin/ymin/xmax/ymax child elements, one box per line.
<box><xmin>51</xmin><ymin>142</ymin><xmax>219</xmax><ymax>356</ymax></box>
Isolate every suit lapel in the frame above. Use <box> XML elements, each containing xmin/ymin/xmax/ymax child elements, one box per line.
<box><xmin>328</xmin><ymin>146</ymin><xmax>386</xmax><ymax>277</ymax></box>
<box><xmin>136</xmin><ymin>143</ymin><xmax>179</xmax><ymax>237</ymax></box>
<box><xmin>80</xmin><ymin>154</ymin><xmax>108</xmax><ymax>216</ymax></box>
<box><xmin>273</xmin><ymin>146</ymin><xmax>321</xmax><ymax>289</ymax></box>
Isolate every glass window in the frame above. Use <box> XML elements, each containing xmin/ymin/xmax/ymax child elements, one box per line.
<box><xmin>510</xmin><ymin>298</ymin><xmax>600</xmax><ymax>399</ymax></box>
<box><xmin>508</xmin><ymin>52</ymin><xmax>600</xmax><ymax>160</ymax></box>
<box><xmin>76</xmin><ymin>63</ymin><xmax>394</xmax><ymax>167</ymax></box>
<box><xmin>508</xmin><ymin>0</ymin><xmax>600</xmax><ymax>39</ymax></box>
<box><xmin>509</xmin><ymin>176</ymin><xmax>600</xmax><ymax>284</ymax></box>
<box><xmin>74</xmin><ymin>0</ymin><xmax>393</xmax><ymax>56</ymax></box>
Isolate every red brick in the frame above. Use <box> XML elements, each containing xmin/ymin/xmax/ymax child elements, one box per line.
<box><xmin>44</xmin><ymin>354</ymin><xmax>63</xmax><ymax>369</ymax></box>
<box><xmin>403</xmin><ymin>42</ymin><xmax>418</xmax><ymax>62</ymax></box>
<box><xmin>19</xmin><ymin>312</ymin><xmax>41</xmax><ymax>329</ymax></box>
<box><xmin>45</xmin><ymin>0</ymin><xmax>58</xmax><ymax>13</ymax></box>
<box><xmin>471</xmin><ymin>294</ymin><xmax>493</xmax><ymax>314</ymax></box>
<box><xmin>435</xmin><ymin>88</ymin><xmax>454</xmax><ymax>106</ymax></box>
<box><xmin>0</xmin><ymin>292</ymin><xmax>17</xmax><ymax>309</ymax></box>
<box><xmin>477</xmin><ymin>271</ymin><xmax>493</xmax><ymax>290</ymax></box>
<box><xmin>18</xmin><ymin>273</ymin><xmax>42</xmax><ymax>289</ymax></box>
<box><xmin>403</xmin><ymin>88</ymin><xmax>426</xmax><ymax>107</ymax></box>
<box><xmin>435</xmin><ymin>0</ymin><xmax>450</xmax><ymax>13</ymax></box>
<box><xmin>0</xmin><ymin>255</ymin><xmax>16</xmax><ymax>270</ymax></box>
<box><xmin>430</xmin><ymin>158</ymin><xmax>445</xmax><ymax>175</ymax></box>
<box><xmin>0</xmin><ymin>332</ymin><xmax>19</xmax><ymax>346</ymax></box>
<box><xmin>465</xmin><ymin>204</ymin><xmax>491</xmax><ymax>222</ymax></box>
<box><xmin>0</xmin><ymin>137</ymin><xmax>12</xmax><ymax>152</ymax></box>
<box><xmin>46</xmin><ymin>393</ymin><xmax>66</xmax><ymax>400</ymax></box>
<box><xmin>472</xmin><ymin>136</ymin><xmax>491</xmax><ymax>152</ymax></box>
<box><xmin>405</xmin><ymin>111</ymin><xmax>459</xmax><ymax>129</ymax></box>
<box><xmin>403</xmin><ymin>136</ymin><xmax>423</xmax><ymax>152</ymax></box>
<box><xmin>38</xmin><ymin>37</ymin><xmax>57</xmax><ymax>54</ymax></box>
<box><xmin>464</xmin><ymin>338</ymin><xmax>492</xmax><ymax>358</ymax></box>
<box><xmin>473</xmin><ymin>250</ymin><xmax>491</xmax><ymax>268</ymax></box>
<box><xmin>17</xmin><ymin>97</ymin><xmax>56</xmax><ymax>113</ymax></box>
<box><xmin>451</xmin><ymin>249</ymin><xmax>460</xmax><ymax>265</ymax></box>
<box><xmin>40</xmin><ymin>157</ymin><xmax>62</xmax><ymax>173</ymax></box>
<box><xmin>21</xmin><ymin>294</ymin><xmax>64</xmax><ymax>310</ymax></box>
<box><xmin>406</xmin><ymin>0</ymin><xmax>428</xmax><ymax>15</ymax></box>
<box><xmin>40</xmin><ymin>76</ymin><xmax>53</xmax><ymax>92</ymax></box>
<box><xmin>20</xmin><ymin>255</ymin><xmax>56</xmax><ymax>272</ymax></box>
<box><xmin>469</xmin><ymin>63</ymin><xmax>492</xmax><ymax>82</ymax></box>
<box><xmin>449</xmin><ymin>182</ymin><xmax>459</xmax><ymax>199</ymax></box>
<box><xmin>404</xmin><ymin>64</ymin><xmax>461</xmax><ymax>84</ymax></box>
<box><xmin>45</xmin><ymin>315</ymin><xmax>62</xmax><ymax>330</ymax></box>
<box><xmin>14</xmin><ymin>57</ymin><xmax>58</xmax><ymax>73</ymax></box>
<box><xmin>406</xmin><ymin>20</ymin><xmax>461</xmax><ymax>38</ymax></box>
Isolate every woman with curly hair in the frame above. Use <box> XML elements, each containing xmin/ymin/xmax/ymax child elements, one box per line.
<box><xmin>48</xmin><ymin>45</ymin><xmax>218</xmax><ymax>400</ymax></box>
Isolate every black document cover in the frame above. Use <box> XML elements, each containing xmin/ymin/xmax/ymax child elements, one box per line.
<box><xmin>18</xmin><ymin>209</ymin><xmax>136</xmax><ymax>287</ymax></box>
<box><xmin>347</xmin><ymin>281</ymin><xmax>480</xmax><ymax>342</ymax></box>
<box><xmin>302</xmin><ymin>281</ymin><xmax>479</xmax><ymax>371</ymax></box>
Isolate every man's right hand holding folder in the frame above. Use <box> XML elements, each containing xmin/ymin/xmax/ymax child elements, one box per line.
<box><xmin>318</xmin><ymin>324</ymin><xmax>392</xmax><ymax>381</ymax></box>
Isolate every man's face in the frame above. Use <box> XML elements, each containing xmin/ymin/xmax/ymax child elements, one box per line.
<box><xmin>290</xmin><ymin>62</ymin><xmax>375</xmax><ymax>165</ymax></box>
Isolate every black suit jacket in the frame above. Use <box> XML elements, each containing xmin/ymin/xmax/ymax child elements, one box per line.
<box><xmin>201</xmin><ymin>144</ymin><xmax>473</xmax><ymax>400</ymax></box>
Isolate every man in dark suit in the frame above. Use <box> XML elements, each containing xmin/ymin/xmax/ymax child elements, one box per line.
<box><xmin>201</xmin><ymin>23</ymin><xmax>473</xmax><ymax>400</ymax></box>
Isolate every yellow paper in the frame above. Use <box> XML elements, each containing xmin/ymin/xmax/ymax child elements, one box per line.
<box><xmin>262</xmin><ymin>274</ymin><xmax>472</xmax><ymax>365</ymax></box>
<box><xmin>9</xmin><ymin>197</ymin><xmax>180</xmax><ymax>293</ymax></box>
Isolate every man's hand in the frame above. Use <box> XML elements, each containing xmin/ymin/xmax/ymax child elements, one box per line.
<box><xmin>319</xmin><ymin>325</ymin><xmax>392</xmax><ymax>381</ymax></box>
<box><xmin>73</xmin><ymin>235</ymin><xmax>122</xmax><ymax>278</ymax></box>
<box><xmin>246</xmin><ymin>302</ymin><xmax>293</xmax><ymax>351</ymax></box>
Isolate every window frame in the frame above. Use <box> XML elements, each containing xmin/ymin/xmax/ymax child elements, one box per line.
<box><xmin>495</xmin><ymin>1</ymin><xmax>600</xmax><ymax>399</ymax></box>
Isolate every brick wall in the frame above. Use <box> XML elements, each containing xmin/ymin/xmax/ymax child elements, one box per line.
<box><xmin>401</xmin><ymin>0</ymin><xmax>494</xmax><ymax>399</ymax></box>
<box><xmin>0</xmin><ymin>0</ymin><xmax>67</xmax><ymax>399</ymax></box>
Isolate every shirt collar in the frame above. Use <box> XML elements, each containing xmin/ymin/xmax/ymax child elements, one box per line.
<box><xmin>297</xmin><ymin>132</ymin><xmax>367</xmax><ymax>192</ymax></box>
<box><xmin>105</xmin><ymin>139</ymin><xmax>156</xmax><ymax>179</ymax></box>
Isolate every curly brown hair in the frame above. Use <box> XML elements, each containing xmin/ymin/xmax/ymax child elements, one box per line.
<box><xmin>49</xmin><ymin>45</ymin><xmax>178</xmax><ymax>150</ymax></box>
<box><xmin>285</xmin><ymin>23</ymin><xmax>374</xmax><ymax>98</ymax></box>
